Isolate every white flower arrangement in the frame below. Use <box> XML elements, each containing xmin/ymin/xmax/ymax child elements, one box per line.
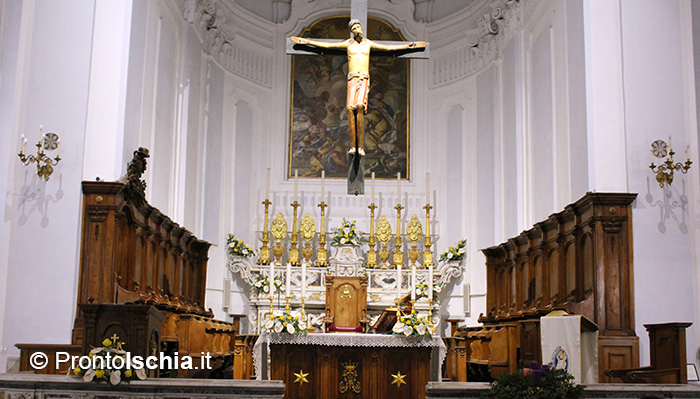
<box><xmin>72</xmin><ymin>337</ymin><xmax>147</xmax><ymax>384</ymax></box>
<box><xmin>392</xmin><ymin>311</ymin><xmax>432</xmax><ymax>337</ymax></box>
<box><xmin>252</xmin><ymin>273</ymin><xmax>283</xmax><ymax>296</ymax></box>
<box><xmin>226</xmin><ymin>234</ymin><xmax>256</xmax><ymax>258</ymax></box>
<box><xmin>414</xmin><ymin>282</ymin><xmax>441</xmax><ymax>300</ymax></box>
<box><xmin>439</xmin><ymin>238</ymin><xmax>466</xmax><ymax>262</ymax></box>
<box><xmin>330</xmin><ymin>219</ymin><xmax>366</xmax><ymax>247</ymax></box>
<box><xmin>262</xmin><ymin>306</ymin><xmax>308</xmax><ymax>334</ymax></box>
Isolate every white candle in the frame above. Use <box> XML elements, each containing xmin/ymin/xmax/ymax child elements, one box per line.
<box><xmin>22</xmin><ymin>138</ymin><xmax>27</xmax><ymax>153</ymax></box>
<box><xmin>19</xmin><ymin>134</ymin><xmax>25</xmax><ymax>153</ymax></box>
<box><xmin>301</xmin><ymin>263</ymin><xmax>307</xmax><ymax>298</ymax></box>
<box><xmin>397</xmin><ymin>172</ymin><xmax>401</xmax><ymax>204</ymax></box>
<box><xmin>57</xmin><ymin>140</ymin><xmax>60</xmax><ymax>158</ymax></box>
<box><xmin>686</xmin><ymin>144</ymin><xmax>690</xmax><ymax>161</ymax></box>
<box><xmin>265</xmin><ymin>168</ymin><xmax>271</xmax><ymax>200</ymax></box>
<box><xmin>396</xmin><ymin>264</ymin><xmax>402</xmax><ymax>299</ymax></box>
<box><xmin>321</xmin><ymin>170</ymin><xmax>325</xmax><ymax>200</ymax></box>
<box><xmin>426</xmin><ymin>172</ymin><xmax>430</xmax><ymax>204</ymax></box>
<box><xmin>268</xmin><ymin>262</ymin><xmax>275</xmax><ymax>296</ymax></box>
<box><xmin>410</xmin><ymin>265</ymin><xmax>417</xmax><ymax>301</ymax></box>
<box><xmin>294</xmin><ymin>169</ymin><xmax>298</xmax><ymax>202</ymax></box>
<box><xmin>669</xmin><ymin>136</ymin><xmax>673</xmax><ymax>150</ymax></box>
<box><xmin>650</xmin><ymin>149</ymin><xmax>653</xmax><ymax>165</ymax></box>
<box><xmin>428</xmin><ymin>264</ymin><xmax>434</xmax><ymax>301</ymax></box>
<box><xmin>371</xmin><ymin>172</ymin><xmax>375</xmax><ymax>203</ymax></box>
<box><xmin>285</xmin><ymin>262</ymin><xmax>292</xmax><ymax>297</ymax></box>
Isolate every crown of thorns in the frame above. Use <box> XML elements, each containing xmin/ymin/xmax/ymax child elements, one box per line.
<box><xmin>348</xmin><ymin>19</ymin><xmax>361</xmax><ymax>28</ymax></box>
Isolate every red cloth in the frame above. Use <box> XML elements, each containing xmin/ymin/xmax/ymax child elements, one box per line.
<box><xmin>329</xmin><ymin>325</ymin><xmax>364</xmax><ymax>333</ymax></box>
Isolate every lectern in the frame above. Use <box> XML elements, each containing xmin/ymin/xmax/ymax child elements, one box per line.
<box><xmin>541</xmin><ymin>312</ymin><xmax>599</xmax><ymax>384</ymax></box>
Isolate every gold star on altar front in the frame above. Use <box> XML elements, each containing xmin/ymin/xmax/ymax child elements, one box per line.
<box><xmin>391</xmin><ymin>371</ymin><xmax>406</xmax><ymax>387</ymax></box>
<box><xmin>294</xmin><ymin>370</ymin><xmax>309</xmax><ymax>385</ymax></box>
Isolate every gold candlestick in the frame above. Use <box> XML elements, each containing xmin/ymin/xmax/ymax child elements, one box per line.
<box><xmin>393</xmin><ymin>204</ymin><xmax>404</xmax><ymax>268</ymax></box>
<box><xmin>367</xmin><ymin>203</ymin><xmax>378</xmax><ymax>268</ymax></box>
<box><xmin>428</xmin><ymin>298</ymin><xmax>435</xmax><ymax>335</ymax></box>
<box><xmin>289</xmin><ymin>201</ymin><xmax>301</xmax><ymax>265</ymax></box>
<box><xmin>301</xmin><ymin>297</ymin><xmax>306</xmax><ymax>317</ymax></box>
<box><xmin>317</xmin><ymin>201</ymin><xmax>329</xmax><ymax>266</ymax></box>
<box><xmin>258</xmin><ymin>199</ymin><xmax>272</xmax><ymax>265</ymax></box>
<box><xmin>423</xmin><ymin>204</ymin><xmax>434</xmax><ymax>268</ymax></box>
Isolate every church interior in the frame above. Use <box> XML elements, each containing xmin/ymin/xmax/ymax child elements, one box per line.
<box><xmin>2</xmin><ymin>0</ymin><xmax>700</xmax><ymax>397</ymax></box>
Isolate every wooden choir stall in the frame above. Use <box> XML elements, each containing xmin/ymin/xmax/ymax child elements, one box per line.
<box><xmin>447</xmin><ymin>192</ymin><xmax>640</xmax><ymax>383</ymax></box>
<box><xmin>17</xmin><ymin>148</ymin><xmax>254</xmax><ymax>379</ymax></box>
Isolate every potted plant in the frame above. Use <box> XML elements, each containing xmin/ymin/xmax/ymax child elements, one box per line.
<box><xmin>484</xmin><ymin>361</ymin><xmax>584</xmax><ymax>399</ymax></box>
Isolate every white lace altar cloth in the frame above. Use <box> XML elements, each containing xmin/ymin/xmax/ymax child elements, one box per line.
<box><xmin>254</xmin><ymin>332</ymin><xmax>447</xmax><ymax>380</ymax></box>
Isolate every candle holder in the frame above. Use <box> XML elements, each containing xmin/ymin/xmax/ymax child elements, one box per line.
<box><xmin>423</xmin><ymin>203</ymin><xmax>434</xmax><ymax>268</ymax></box>
<box><xmin>257</xmin><ymin>199</ymin><xmax>272</xmax><ymax>265</ymax></box>
<box><xmin>18</xmin><ymin>132</ymin><xmax>61</xmax><ymax>181</ymax></box>
<box><xmin>317</xmin><ymin>201</ymin><xmax>329</xmax><ymax>266</ymax></box>
<box><xmin>300</xmin><ymin>297</ymin><xmax>306</xmax><ymax>318</ymax></box>
<box><xmin>289</xmin><ymin>201</ymin><xmax>301</xmax><ymax>266</ymax></box>
<box><xmin>393</xmin><ymin>204</ymin><xmax>404</xmax><ymax>268</ymax></box>
<box><xmin>367</xmin><ymin>203</ymin><xmax>378</xmax><ymax>268</ymax></box>
<box><xmin>300</xmin><ymin>213</ymin><xmax>315</xmax><ymax>266</ymax></box>
<box><xmin>427</xmin><ymin>298</ymin><xmax>435</xmax><ymax>335</ymax></box>
<box><xmin>649</xmin><ymin>139</ymin><xmax>692</xmax><ymax>188</ymax></box>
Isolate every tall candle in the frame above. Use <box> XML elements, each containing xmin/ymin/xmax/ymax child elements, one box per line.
<box><xmin>410</xmin><ymin>265</ymin><xmax>417</xmax><ymax>301</ymax></box>
<box><xmin>22</xmin><ymin>137</ymin><xmax>27</xmax><ymax>153</ymax></box>
<box><xmin>669</xmin><ymin>136</ymin><xmax>673</xmax><ymax>150</ymax></box>
<box><xmin>301</xmin><ymin>263</ymin><xmax>307</xmax><ymax>298</ymax></box>
<box><xmin>265</xmin><ymin>168</ymin><xmax>271</xmax><ymax>200</ymax></box>
<box><xmin>321</xmin><ymin>170</ymin><xmax>325</xmax><ymax>200</ymax></box>
<box><xmin>268</xmin><ymin>262</ymin><xmax>275</xmax><ymax>295</ymax></box>
<box><xmin>396</xmin><ymin>264</ymin><xmax>402</xmax><ymax>299</ymax></box>
<box><xmin>294</xmin><ymin>169</ymin><xmax>298</xmax><ymax>201</ymax></box>
<box><xmin>285</xmin><ymin>262</ymin><xmax>292</xmax><ymax>297</ymax></box>
<box><xmin>397</xmin><ymin>172</ymin><xmax>401</xmax><ymax>204</ymax></box>
<box><xmin>686</xmin><ymin>144</ymin><xmax>690</xmax><ymax>161</ymax></box>
<box><xmin>57</xmin><ymin>140</ymin><xmax>60</xmax><ymax>158</ymax></box>
<box><xmin>371</xmin><ymin>172</ymin><xmax>376</xmax><ymax>203</ymax></box>
<box><xmin>427</xmin><ymin>264</ymin><xmax>434</xmax><ymax>301</ymax></box>
<box><xmin>426</xmin><ymin>172</ymin><xmax>430</xmax><ymax>204</ymax></box>
<box><xmin>19</xmin><ymin>134</ymin><xmax>25</xmax><ymax>153</ymax></box>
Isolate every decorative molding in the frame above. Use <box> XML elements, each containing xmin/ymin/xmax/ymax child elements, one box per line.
<box><xmin>183</xmin><ymin>0</ymin><xmax>272</xmax><ymax>87</ymax></box>
<box><xmin>430</xmin><ymin>0</ymin><xmax>536</xmax><ymax>88</ymax></box>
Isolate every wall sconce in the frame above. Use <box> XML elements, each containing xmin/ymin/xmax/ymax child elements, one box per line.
<box><xmin>649</xmin><ymin>138</ymin><xmax>692</xmax><ymax>188</ymax></box>
<box><xmin>17</xmin><ymin>126</ymin><xmax>61</xmax><ymax>181</ymax></box>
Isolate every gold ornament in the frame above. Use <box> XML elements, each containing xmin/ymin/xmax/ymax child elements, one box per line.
<box><xmin>300</xmin><ymin>213</ymin><xmax>316</xmax><ymax>241</ymax></box>
<box><xmin>294</xmin><ymin>369</ymin><xmax>309</xmax><ymax>385</ymax></box>
<box><xmin>339</xmin><ymin>360</ymin><xmax>361</xmax><ymax>394</ymax></box>
<box><xmin>406</xmin><ymin>214</ymin><xmax>423</xmax><ymax>243</ymax></box>
<box><xmin>391</xmin><ymin>371</ymin><xmax>406</xmax><ymax>387</ymax></box>
<box><xmin>271</xmin><ymin>213</ymin><xmax>288</xmax><ymax>241</ymax></box>
<box><xmin>376</xmin><ymin>215</ymin><xmax>392</xmax><ymax>244</ymax></box>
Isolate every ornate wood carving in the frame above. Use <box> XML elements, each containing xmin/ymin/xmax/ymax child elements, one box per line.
<box><xmin>480</xmin><ymin>192</ymin><xmax>639</xmax><ymax>382</ymax></box>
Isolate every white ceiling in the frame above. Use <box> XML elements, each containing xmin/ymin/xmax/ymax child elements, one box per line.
<box><xmin>232</xmin><ymin>0</ymin><xmax>478</xmax><ymax>24</ymax></box>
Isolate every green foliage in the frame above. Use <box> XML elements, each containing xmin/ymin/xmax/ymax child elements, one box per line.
<box><xmin>484</xmin><ymin>363</ymin><xmax>584</xmax><ymax>399</ymax></box>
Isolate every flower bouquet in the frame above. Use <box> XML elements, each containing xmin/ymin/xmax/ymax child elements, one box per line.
<box><xmin>252</xmin><ymin>273</ymin><xmax>283</xmax><ymax>296</ymax></box>
<box><xmin>392</xmin><ymin>312</ymin><xmax>432</xmax><ymax>337</ymax></box>
<box><xmin>226</xmin><ymin>234</ymin><xmax>256</xmax><ymax>258</ymax></box>
<box><xmin>72</xmin><ymin>337</ymin><xmax>147</xmax><ymax>385</ymax></box>
<box><xmin>330</xmin><ymin>219</ymin><xmax>365</xmax><ymax>246</ymax></box>
<box><xmin>439</xmin><ymin>239</ymin><xmax>466</xmax><ymax>262</ymax></box>
<box><xmin>413</xmin><ymin>282</ymin><xmax>441</xmax><ymax>300</ymax></box>
<box><xmin>262</xmin><ymin>306</ymin><xmax>308</xmax><ymax>334</ymax></box>
<box><xmin>485</xmin><ymin>361</ymin><xmax>584</xmax><ymax>399</ymax></box>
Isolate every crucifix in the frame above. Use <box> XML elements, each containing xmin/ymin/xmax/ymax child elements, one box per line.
<box><xmin>286</xmin><ymin>0</ymin><xmax>429</xmax><ymax>195</ymax></box>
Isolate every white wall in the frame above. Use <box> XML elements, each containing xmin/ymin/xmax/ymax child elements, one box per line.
<box><xmin>618</xmin><ymin>0</ymin><xmax>699</xmax><ymax>367</ymax></box>
<box><xmin>0</xmin><ymin>0</ymin><xmax>96</xmax><ymax>370</ymax></box>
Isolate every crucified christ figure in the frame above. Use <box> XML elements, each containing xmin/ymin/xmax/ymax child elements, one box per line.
<box><xmin>291</xmin><ymin>19</ymin><xmax>426</xmax><ymax>157</ymax></box>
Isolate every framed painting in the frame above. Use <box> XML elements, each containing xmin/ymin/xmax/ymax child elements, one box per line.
<box><xmin>288</xmin><ymin>16</ymin><xmax>410</xmax><ymax>179</ymax></box>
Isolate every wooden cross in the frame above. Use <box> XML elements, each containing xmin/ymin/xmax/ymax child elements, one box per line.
<box><xmin>286</xmin><ymin>0</ymin><xmax>429</xmax><ymax>195</ymax></box>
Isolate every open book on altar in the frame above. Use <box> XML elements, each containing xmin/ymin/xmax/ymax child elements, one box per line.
<box><xmin>371</xmin><ymin>307</ymin><xmax>398</xmax><ymax>333</ymax></box>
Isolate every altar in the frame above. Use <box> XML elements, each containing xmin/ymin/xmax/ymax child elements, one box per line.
<box><xmin>254</xmin><ymin>333</ymin><xmax>446</xmax><ymax>399</ymax></box>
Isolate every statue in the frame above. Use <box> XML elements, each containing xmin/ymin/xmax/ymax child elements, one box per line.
<box><xmin>291</xmin><ymin>20</ymin><xmax>426</xmax><ymax>157</ymax></box>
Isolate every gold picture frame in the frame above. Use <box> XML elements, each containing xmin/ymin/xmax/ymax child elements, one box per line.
<box><xmin>288</xmin><ymin>16</ymin><xmax>410</xmax><ymax>180</ymax></box>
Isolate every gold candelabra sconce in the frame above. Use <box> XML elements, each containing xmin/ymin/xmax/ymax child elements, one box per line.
<box><xmin>649</xmin><ymin>139</ymin><xmax>692</xmax><ymax>188</ymax></box>
<box><xmin>17</xmin><ymin>129</ymin><xmax>61</xmax><ymax>181</ymax></box>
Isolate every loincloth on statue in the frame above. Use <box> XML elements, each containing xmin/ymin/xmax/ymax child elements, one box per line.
<box><xmin>346</xmin><ymin>73</ymin><xmax>370</xmax><ymax>112</ymax></box>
